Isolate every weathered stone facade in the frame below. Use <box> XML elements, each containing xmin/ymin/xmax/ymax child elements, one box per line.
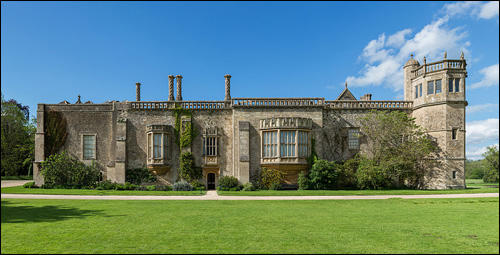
<box><xmin>33</xmin><ymin>55</ymin><xmax>468</xmax><ymax>189</ymax></box>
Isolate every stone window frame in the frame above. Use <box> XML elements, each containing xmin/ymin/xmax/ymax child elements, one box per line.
<box><xmin>146</xmin><ymin>125</ymin><xmax>171</xmax><ymax>165</ymax></box>
<box><xmin>348</xmin><ymin>128</ymin><xmax>360</xmax><ymax>150</ymax></box>
<box><xmin>261</xmin><ymin>128</ymin><xmax>311</xmax><ymax>159</ymax></box>
<box><xmin>262</xmin><ymin>130</ymin><xmax>278</xmax><ymax>158</ymax></box>
<box><xmin>81</xmin><ymin>133</ymin><xmax>97</xmax><ymax>161</ymax></box>
<box><xmin>448</xmin><ymin>77</ymin><xmax>461</xmax><ymax>93</ymax></box>
<box><xmin>202</xmin><ymin>127</ymin><xmax>219</xmax><ymax>157</ymax></box>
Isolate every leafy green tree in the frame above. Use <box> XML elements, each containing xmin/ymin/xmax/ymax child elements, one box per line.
<box><xmin>359</xmin><ymin>110</ymin><xmax>438</xmax><ymax>189</ymax></box>
<box><xmin>465</xmin><ymin>159</ymin><xmax>486</xmax><ymax>179</ymax></box>
<box><xmin>482</xmin><ymin>145</ymin><xmax>499</xmax><ymax>183</ymax></box>
<box><xmin>1</xmin><ymin>95</ymin><xmax>36</xmax><ymax>176</ymax></box>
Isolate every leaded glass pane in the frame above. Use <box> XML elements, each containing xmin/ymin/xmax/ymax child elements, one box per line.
<box><xmin>83</xmin><ymin>135</ymin><xmax>96</xmax><ymax>160</ymax></box>
<box><xmin>153</xmin><ymin>133</ymin><xmax>162</xmax><ymax>158</ymax></box>
<box><xmin>435</xmin><ymin>80</ymin><xmax>442</xmax><ymax>93</ymax></box>
<box><xmin>427</xmin><ymin>81</ymin><xmax>434</xmax><ymax>94</ymax></box>
<box><xmin>455</xmin><ymin>78</ymin><xmax>460</xmax><ymax>92</ymax></box>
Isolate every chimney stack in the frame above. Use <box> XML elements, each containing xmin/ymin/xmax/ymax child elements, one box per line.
<box><xmin>176</xmin><ymin>75</ymin><xmax>183</xmax><ymax>101</ymax></box>
<box><xmin>224</xmin><ymin>74</ymin><xmax>231</xmax><ymax>101</ymax></box>
<box><xmin>136</xmin><ymin>82</ymin><xmax>141</xmax><ymax>101</ymax></box>
<box><xmin>168</xmin><ymin>75</ymin><xmax>175</xmax><ymax>101</ymax></box>
<box><xmin>361</xmin><ymin>93</ymin><xmax>372</xmax><ymax>101</ymax></box>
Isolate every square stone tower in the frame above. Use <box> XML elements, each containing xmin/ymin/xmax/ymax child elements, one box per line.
<box><xmin>404</xmin><ymin>52</ymin><xmax>467</xmax><ymax>189</ymax></box>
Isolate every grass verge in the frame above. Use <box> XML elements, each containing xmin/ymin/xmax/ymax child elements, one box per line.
<box><xmin>1</xmin><ymin>198</ymin><xmax>498</xmax><ymax>254</ymax></box>
<box><xmin>1</xmin><ymin>176</ymin><xmax>33</xmax><ymax>180</ymax></box>
<box><xmin>1</xmin><ymin>186</ymin><xmax>205</xmax><ymax>196</ymax></box>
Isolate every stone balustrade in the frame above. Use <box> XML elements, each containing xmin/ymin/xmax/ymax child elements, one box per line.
<box><xmin>130</xmin><ymin>101</ymin><xmax>230</xmax><ymax>110</ymax></box>
<box><xmin>325</xmin><ymin>100</ymin><xmax>413</xmax><ymax>109</ymax></box>
<box><xmin>412</xmin><ymin>59</ymin><xmax>465</xmax><ymax>78</ymax></box>
<box><xmin>232</xmin><ymin>97</ymin><xmax>325</xmax><ymax>107</ymax></box>
<box><xmin>129</xmin><ymin>99</ymin><xmax>413</xmax><ymax>110</ymax></box>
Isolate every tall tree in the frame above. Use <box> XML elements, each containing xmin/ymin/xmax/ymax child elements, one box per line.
<box><xmin>1</xmin><ymin>94</ymin><xmax>35</xmax><ymax>176</ymax></box>
<box><xmin>359</xmin><ymin>110</ymin><xmax>438</xmax><ymax>188</ymax></box>
<box><xmin>482</xmin><ymin>145</ymin><xmax>499</xmax><ymax>183</ymax></box>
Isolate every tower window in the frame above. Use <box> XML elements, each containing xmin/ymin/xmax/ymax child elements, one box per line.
<box><xmin>427</xmin><ymin>81</ymin><xmax>434</xmax><ymax>95</ymax></box>
<box><xmin>452</xmin><ymin>128</ymin><xmax>458</xmax><ymax>140</ymax></box>
<box><xmin>454</xmin><ymin>78</ymin><xmax>460</xmax><ymax>92</ymax></box>
<box><xmin>452</xmin><ymin>171</ymin><xmax>457</xmax><ymax>179</ymax></box>
<box><xmin>435</xmin><ymin>79</ymin><xmax>442</xmax><ymax>93</ymax></box>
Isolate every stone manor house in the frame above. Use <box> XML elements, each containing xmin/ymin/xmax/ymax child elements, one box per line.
<box><xmin>33</xmin><ymin>54</ymin><xmax>468</xmax><ymax>189</ymax></box>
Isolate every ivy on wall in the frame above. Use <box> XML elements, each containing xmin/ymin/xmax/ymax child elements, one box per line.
<box><xmin>44</xmin><ymin>110</ymin><xmax>68</xmax><ymax>157</ymax></box>
<box><xmin>172</xmin><ymin>105</ymin><xmax>200</xmax><ymax>182</ymax></box>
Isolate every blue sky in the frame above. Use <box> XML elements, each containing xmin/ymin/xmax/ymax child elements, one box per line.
<box><xmin>2</xmin><ymin>1</ymin><xmax>499</xmax><ymax>160</ymax></box>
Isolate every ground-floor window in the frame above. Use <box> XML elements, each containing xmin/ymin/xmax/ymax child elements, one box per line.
<box><xmin>83</xmin><ymin>134</ymin><xmax>96</xmax><ymax>160</ymax></box>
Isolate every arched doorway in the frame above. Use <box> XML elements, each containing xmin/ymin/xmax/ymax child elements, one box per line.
<box><xmin>207</xmin><ymin>173</ymin><xmax>216</xmax><ymax>190</ymax></box>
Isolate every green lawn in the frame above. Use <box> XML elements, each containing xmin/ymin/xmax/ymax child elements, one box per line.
<box><xmin>1</xmin><ymin>198</ymin><xmax>498</xmax><ymax>254</ymax></box>
<box><xmin>1</xmin><ymin>186</ymin><xmax>205</xmax><ymax>196</ymax></box>
<box><xmin>218</xmin><ymin>186</ymin><xmax>499</xmax><ymax>196</ymax></box>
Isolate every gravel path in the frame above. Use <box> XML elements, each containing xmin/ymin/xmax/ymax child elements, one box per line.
<box><xmin>1</xmin><ymin>190</ymin><xmax>498</xmax><ymax>200</ymax></box>
<box><xmin>1</xmin><ymin>180</ymin><xmax>32</xmax><ymax>188</ymax></box>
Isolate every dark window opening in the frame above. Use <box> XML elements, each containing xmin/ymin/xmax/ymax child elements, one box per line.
<box><xmin>452</xmin><ymin>128</ymin><xmax>458</xmax><ymax>140</ymax></box>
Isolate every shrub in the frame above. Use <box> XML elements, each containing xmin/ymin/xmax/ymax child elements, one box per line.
<box><xmin>356</xmin><ymin>157</ymin><xmax>392</xmax><ymax>190</ymax></box>
<box><xmin>308</xmin><ymin>160</ymin><xmax>339</xmax><ymax>190</ymax></box>
<box><xmin>41</xmin><ymin>151</ymin><xmax>100</xmax><ymax>189</ymax></box>
<box><xmin>336</xmin><ymin>157</ymin><xmax>359</xmax><ymax>189</ymax></box>
<box><xmin>260</xmin><ymin>168</ymin><xmax>285</xmax><ymax>190</ymax></box>
<box><xmin>190</xmin><ymin>181</ymin><xmax>206</xmax><ymax>191</ymax></box>
<box><xmin>23</xmin><ymin>181</ymin><xmax>37</xmax><ymax>189</ymax></box>
<box><xmin>482</xmin><ymin>145</ymin><xmax>499</xmax><ymax>183</ymax></box>
<box><xmin>173</xmin><ymin>180</ymin><xmax>193</xmax><ymax>191</ymax></box>
<box><xmin>155</xmin><ymin>185</ymin><xmax>172</xmax><ymax>191</ymax></box>
<box><xmin>146</xmin><ymin>185</ymin><xmax>156</xmax><ymax>191</ymax></box>
<box><xmin>218</xmin><ymin>176</ymin><xmax>240</xmax><ymax>191</ymax></box>
<box><xmin>297</xmin><ymin>171</ymin><xmax>309</xmax><ymax>190</ymax></box>
<box><xmin>242</xmin><ymin>182</ymin><xmax>256</xmax><ymax>191</ymax></box>
<box><xmin>126</xmin><ymin>167</ymin><xmax>157</xmax><ymax>185</ymax></box>
<box><xmin>95</xmin><ymin>180</ymin><xmax>116</xmax><ymax>190</ymax></box>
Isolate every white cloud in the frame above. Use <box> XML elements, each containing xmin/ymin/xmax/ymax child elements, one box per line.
<box><xmin>386</xmin><ymin>29</ymin><xmax>412</xmax><ymax>48</ymax></box>
<box><xmin>443</xmin><ymin>1</ymin><xmax>499</xmax><ymax>19</ymax></box>
<box><xmin>466</xmin><ymin>103</ymin><xmax>499</xmax><ymax>114</ymax></box>
<box><xmin>467</xmin><ymin>143</ymin><xmax>499</xmax><ymax>160</ymax></box>
<box><xmin>345</xmin><ymin>17</ymin><xmax>469</xmax><ymax>91</ymax></box>
<box><xmin>466</xmin><ymin>118</ymin><xmax>499</xmax><ymax>144</ymax></box>
<box><xmin>469</xmin><ymin>63</ymin><xmax>499</xmax><ymax>89</ymax></box>
<box><xmin>479</xmin><ymin>1</ymin><xmax>500</xmax><ymax>19</ymax></box>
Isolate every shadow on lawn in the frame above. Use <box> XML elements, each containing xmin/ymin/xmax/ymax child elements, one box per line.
<box><xmin>1</xmin><ymin>200</ymin><xmax>110</xmax><ymax>224</ymax></box>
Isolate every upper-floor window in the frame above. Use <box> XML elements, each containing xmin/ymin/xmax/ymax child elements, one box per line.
<box><xmin>260</xmin><ymin>117</ymin><xmax>312</xmax><ymax>160</ymax></box>
<box><xmin>348</xmin><ymin>129</ymin><xmax>360</xmax><ymax>150</ymax></box>
<box><xmin>146</xmin><ymin>125</ymin><xmax>170</xmax><ymax>164</ymax></box>
<box><xmin>454</xmin><ymin>78</ymin><xmax>460</xmax><ymax>92</ymax></box>
<box><xmin>449</xmin><ymin>78</ymin><xmax>460</xmax><ymax>93</ymax></box>
<box><xmin>298</xmin><ymin>131</ymin><xmax>309</xmax><ymax>157</ymax></box>
<box><xmin>203</xmin><ymin>136</ymin><xmax>217</xmax><ymax>156</ymax></box>
<box><xmin>280</xmin><ymin>130</ymin><xmax>296</xmax><ymax>157</ymax></box>
<box><xmin>427</xmin><ymin>81</ymin><xmax>434</xmax><ymax>95</ymax></box>
<box><xmin>435</xmin><ymin>79</ymin><xmax>442</xmax><ymax>93</ymax></box>
<box><xmin>452</xmin><ymin>128</ymin><xmax>458</xmax><ymax>140</ymax></box>
<box><xmin>263</xmin><ymin>131</ymin><xmax>278</xmax><ymax>157</ymax></box>
<box><xmin>148</xmin><ymin>132</ymin><xmax>169</xmax><ymax>159</ymax></box>
<box><xmin>83</xmin><ymin>134</ymin><xmax>96</xmax><ymax>160</ymax></box>
<box><xmin>419</xmin><ymin>84</ymin><xmax>422</xmax><ymax>97</ymax></box>
<box><xmin>415</xmin><ymin>85</ymin><xmax>418</xmax><ymax>99</ymax></box>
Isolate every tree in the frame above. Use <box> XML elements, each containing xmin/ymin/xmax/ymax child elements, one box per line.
<box><xmin>482</xmin><ymin>145</ymin><xmax>499</xmax><ymax>183</ymax></box>
<box><xmin>1</xmin><ymin>95</ymin><xmax>36</xmax><ymax>176</ymax></box>
<box><xmin>359</xmin><ymin>110</ymin><xmax>438</xmax><ymax>189</ymax></box>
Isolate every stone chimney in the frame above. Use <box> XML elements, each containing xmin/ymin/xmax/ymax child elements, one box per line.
<box><xmin>176</xmin><ymin>75</ymin><xmax>183</xmax><ymax>101</ymax></box>
<box><xmin>136</xmin><ymin>82</ymin><xmax>141</xmax><ymax>101</ymax></box>
<box><xmin>168</xmin><ymin>75</ymin><xmax>175</xmax><ymax>101</ymax></box>
<box><xmin>224</xmin><ymin>74</ymin><xmax>231</xmax><ymax>101</ymax></box>
<box><xmin>361</xmin><ymin>93</ymin><xmax>372</xmax><ymax>101</ymax></box>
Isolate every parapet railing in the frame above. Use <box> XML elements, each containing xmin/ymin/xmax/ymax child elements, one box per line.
<box><xmin>231</xmin><ymin>97</ymin><xmax>325</xmax><ymax>107</ymax></box>
<box><xmin>129</xmin><ymin>99</ymin><xmax>413</xmax><ymax>110</ymax></box>
<box><xmin>130</xmin><ymin>101</ymin><xmax>230</xmax><ymax>110</ymax></box>
<box><xmin>325</xmin><ymin>100</ymin><xmax>413</xmax><ymax>109</ymax></box>
<box><xmin>412</xmin><ymin>59</ymin><xmax>466</xmax><ymax>78</ymax></box>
